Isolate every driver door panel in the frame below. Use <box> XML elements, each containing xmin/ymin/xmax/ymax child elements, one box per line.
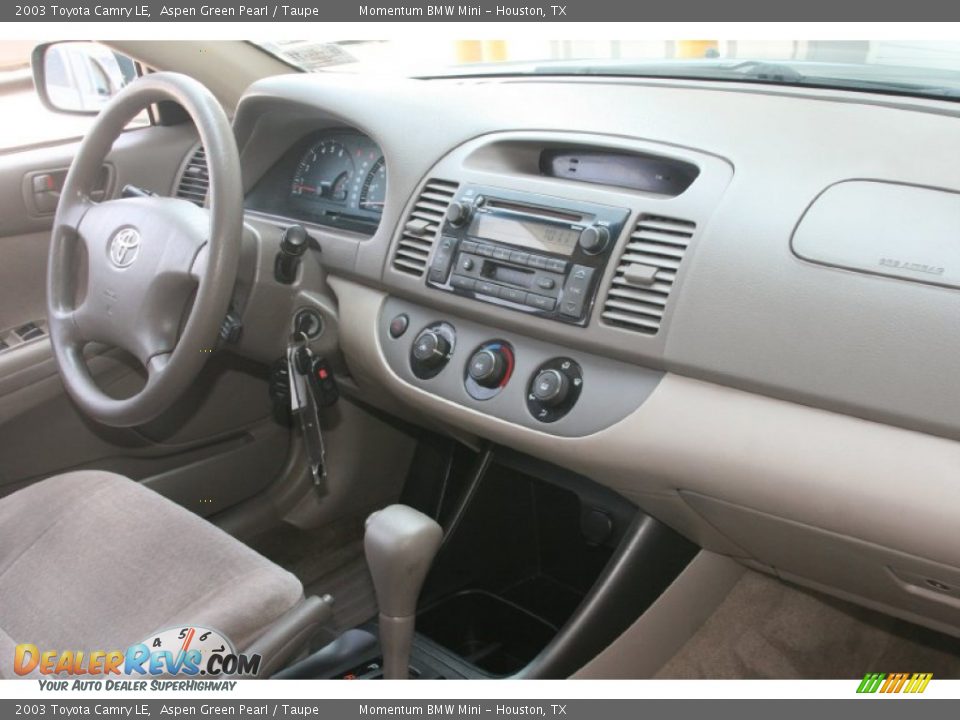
<box><xmin>0</xmin><ymin>124</ymin><xmax>289</xmax><ymax>517</ymax></box>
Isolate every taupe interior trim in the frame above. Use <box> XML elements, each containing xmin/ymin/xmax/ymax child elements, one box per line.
<box><xmin>573</xmin><ymin>551</ymin><xmax>745</xmax><ymax>678</ymax></box>
<box><xmin>331</xmin><ymin>275</ymin><xmax>960</xmax><ymax>637</ymax></box>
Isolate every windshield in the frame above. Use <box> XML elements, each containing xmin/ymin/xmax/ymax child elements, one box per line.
<box><xmin>255</xmin><ymin>40</ymin><xmax>960</xmax><ymax>101</ymax></box>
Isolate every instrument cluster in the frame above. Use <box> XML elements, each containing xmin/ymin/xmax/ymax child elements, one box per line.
<box><xmin>245</xmin><ymin>129</ymin><xmax>386</xmax><ymax>234</ymax></box>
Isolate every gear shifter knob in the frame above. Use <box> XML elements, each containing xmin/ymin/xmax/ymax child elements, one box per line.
<box><xmin>364</xmin><ymin>504</ymin><xmax>442</xmax><ymax>679</ymax></box>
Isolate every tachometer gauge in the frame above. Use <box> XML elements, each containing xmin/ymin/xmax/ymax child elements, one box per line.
<box><xmin>359</xmin><ymin>157</ymin><xmax>386</xmax><ymax>215</ymax></box>
<box><xmin>292</xmin><ymin>140</ymin><xmax>355</xmax><ymax>204</ymax></box>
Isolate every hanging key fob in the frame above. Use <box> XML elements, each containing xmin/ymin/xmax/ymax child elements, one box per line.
<box><xmin>308</xmin><ymin>357</ymin><xmax>340</xmax><ymax>407</ymax></box>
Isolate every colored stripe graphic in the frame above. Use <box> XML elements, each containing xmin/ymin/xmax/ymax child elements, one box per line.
<box><xmin>857</xmin><ymin>672</ymin><xmax>932</xmax><ymax>694</ymax></box>
<box><xmin>857</xmin><ymin>673</ymin><xmax>886</xmax><ymax>693</ymax></box>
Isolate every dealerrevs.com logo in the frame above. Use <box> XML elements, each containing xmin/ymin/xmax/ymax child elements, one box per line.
<box><xmin>15</xmin><ymin>626</ymin><xmax>261</xmax><ymax>680</ymax></box>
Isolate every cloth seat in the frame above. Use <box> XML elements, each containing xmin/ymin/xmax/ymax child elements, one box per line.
<box><xmin>0</xmin><ymin>471</ymin><xmax>306</xmax><ymax>678</ymax></box>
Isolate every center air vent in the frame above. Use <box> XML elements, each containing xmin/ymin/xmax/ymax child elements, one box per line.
<box><xmin>392</xmin><ymin>179</ymin><xmax>459</xmax><ymax>277</ymax></box>
<box><xmin>175</xmin><ymin>145</ymin><xmax>208</xmax><ymax>206</ymax></box>
<box><xmin>601</xmin><ymin>214</ymin><xmax>696</xmax><ymax>335</ymax></box>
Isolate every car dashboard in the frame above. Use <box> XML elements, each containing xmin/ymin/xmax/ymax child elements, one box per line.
<box><xmin>204</xmin><ymin>71</ymin><xmax>960</xmax><ymax>641</ymax></box>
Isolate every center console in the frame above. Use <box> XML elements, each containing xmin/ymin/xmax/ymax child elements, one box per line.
<box><xmin>275</xmin><ymin>443</ymin><xmax>699</xmax><ymax>680</ymax></box>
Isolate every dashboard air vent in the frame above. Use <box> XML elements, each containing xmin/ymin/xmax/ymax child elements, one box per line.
<box><xmin>175</xmin><ymin>146</ymin><xmax>208</xmax><ymax>206</ymax></box>
<box><xmin>601</xmin><ymin>214</ymin><xmax>696</xmax><ymax>335</ymax></box>
<box><xmin>392</xmin><ymin>179</ymin><xmax>459</xmax><ymax>277</ymax></box>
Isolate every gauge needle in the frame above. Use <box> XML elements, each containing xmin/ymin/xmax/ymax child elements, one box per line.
<box><xmin>180</xmin><ymin>627</ymin><xmax>196</xmax><ymax>655</ymax></box>
<box><xmin>293</xmin><ymin>184</ymin><xmax>318</xmax><ymax>193</ymax></box>
<box><xmin>171</xmin><ymin>627</ymin><xmax>196</xmax><ymax>673</ymax></box>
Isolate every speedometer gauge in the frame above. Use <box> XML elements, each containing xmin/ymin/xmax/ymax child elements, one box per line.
<box><xmin>248</xmin><ymin>129</ymin><xmax>385</xmax><ymax>235</ymax></box>
<box><xmin>359</xmin><ymin>157</ymin><xmax>386</xmax><ymax>216</ymax></box>
<box><xmin>292</xmin><ymin>140</ymin><xmax>355</xmax><ymax>204</ymax></box>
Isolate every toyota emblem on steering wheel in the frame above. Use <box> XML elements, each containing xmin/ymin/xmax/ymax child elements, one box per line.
<box><xmin>109</xmin><ymin>227</ymin><xmax>141</xmax><ymax>268</ymax></box>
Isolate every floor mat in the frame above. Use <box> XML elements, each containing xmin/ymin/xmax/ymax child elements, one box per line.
<box><xmin>657</xmin><ymin>570</ymin><xmax>960</xmax><ymax>679</ymax></box>
<box><xmin>248</xmin><ymin>514</ymin><xmax>378</xmax><ymax>641</ymax></box>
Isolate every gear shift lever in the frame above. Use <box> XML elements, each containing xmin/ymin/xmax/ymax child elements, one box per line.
<box><xmin>364</xmin><ymin>504</ymin><xmax>442</xmax><ymax>679</ymax></box>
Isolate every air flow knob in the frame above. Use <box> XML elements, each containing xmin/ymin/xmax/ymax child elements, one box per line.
<box><xmin>531</xmin><ymin>368</ymin><xmax>570</xmax><ymax>408</ymax></box>
<box><xmin>578</xmin><ymin>224</ymin><xmax>610</xmax><ymax>254</ymax></box>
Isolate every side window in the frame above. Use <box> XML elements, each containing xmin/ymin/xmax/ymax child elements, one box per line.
<box><xmin>0</xmin><ymin>41</ymin><xmax>149</xmax><ymax>153</ymax></box>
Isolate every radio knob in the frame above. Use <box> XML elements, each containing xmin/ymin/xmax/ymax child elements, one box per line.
<box><xmin>412</xmin><ymin>329</ymin><xmax>452</xmax><ymax>370</ymax></box>
<box><xmin>445</xmin><ymin>201</ymin><xmax>472</xmax><ymax>227</ymax></box>
<box><xmin>531</xmin><ymin>369</ymin><xmax>570</xmax><ymax>407</ymax></box>
<box><xmin>578</xmin><ymin>225</ymin><xmax>610</xmax><ymax>254</ymax></box>
<box><xmin>468</xmin><ymin>348</ymin><xmax>508</xmax><ymax>388</ymax></box>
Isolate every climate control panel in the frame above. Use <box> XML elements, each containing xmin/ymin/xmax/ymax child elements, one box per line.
<box><xmin>380</xmin><ymin>298</ymin><xmax>662</xmax><ymax>437</ymax></box>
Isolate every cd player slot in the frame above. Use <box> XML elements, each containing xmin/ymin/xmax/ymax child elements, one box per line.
<box><xmin>484</xmin><ymin>198</ymin><xmax>585</xmax><ymax>224</ymax></box>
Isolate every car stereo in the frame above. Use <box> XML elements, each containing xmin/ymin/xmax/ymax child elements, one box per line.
<box><xmin>425</xmin><ymin>185</ymin><xmax>629</xmax><ymax>326</ymax></box>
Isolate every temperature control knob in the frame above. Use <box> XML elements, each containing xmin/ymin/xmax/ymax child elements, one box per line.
<box><xmin>465</xmin><ymin>341</ymin><xmax>515</xmax><ymax>400</ymax></box>
<box><xmin>468</xmin><ymin>348</ymin><xmax>508</xmax><ymax>388</ymax></box>
<box><xmin>531</xmin><ymin>368</ymin><xmax>570</xmax><ymax>407</ymax></box>
<box><xmin>578</xmin><ymin>225</ymin><xmax>610</xmax><ymax>254</ymax></box>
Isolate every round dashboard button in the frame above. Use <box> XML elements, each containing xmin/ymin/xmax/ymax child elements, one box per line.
<box><xmin>389</xmin><ymin>314</ymin><xmax>409</xmax><ymax>339</ymax></box>
<box><xmin>578</xmin><ymin>225</ymin><xmax>610</xmax><ymax>254</ymax></box>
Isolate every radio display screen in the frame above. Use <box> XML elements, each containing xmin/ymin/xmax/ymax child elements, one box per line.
<box><xmin>470</xmin><ymin>214</ymin><xmax>580</xmax><ymax>256</ymax></box>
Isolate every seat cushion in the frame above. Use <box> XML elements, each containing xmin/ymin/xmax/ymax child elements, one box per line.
<box><xmin>0</xmin><ymin>471</ymin><xmax>302</xmax><ymax>677</ymax></box>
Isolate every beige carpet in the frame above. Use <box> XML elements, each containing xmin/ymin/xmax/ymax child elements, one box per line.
<box><xmin>657</xmin><ymin>571</ymin><xmax>960</xmax><ymax>679</ymax></box>
<box><xmin>248</xmin><ymin>515</ymin><xmax>378</xmax><ymax>643</ymax></box>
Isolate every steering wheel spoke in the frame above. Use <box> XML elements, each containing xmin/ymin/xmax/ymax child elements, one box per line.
<box><xmin>146</xmin><ymin>352</ymin><xmax>173</xmax><ymax>380</ymax></box>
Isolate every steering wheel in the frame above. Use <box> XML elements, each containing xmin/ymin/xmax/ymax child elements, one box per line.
<box><xmin>47</xmin><ymin>73</ymin><xmax>243</xmax><ymax>428</ymax></box>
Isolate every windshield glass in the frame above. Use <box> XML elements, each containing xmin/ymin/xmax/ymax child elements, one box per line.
<box><xmin>255</xmin><ymin>40</ymin><xmax>960</xmax><ymax>101</ymax></box>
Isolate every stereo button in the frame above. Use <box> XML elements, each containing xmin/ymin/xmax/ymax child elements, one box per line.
<box><xmin>547</xmin><ymin>259</ymin><xmax>567</xmax><ymax>273</ymax></box>
<box><xmin>536</xmin><ymin>276</ymin><xmax>556</xmax><ymax>290</ymax></box>
<box><xmin>528</xmin><ymin>255</ymin><xmax>548</xmax><ymax>269</ymax></box>
<box><xmin>446</xmin><ymin>201</ymin><xmax>472</xmax><ymax>226</ymax></box>
<box><xmin>509</xmin><ymin>251</ymin><xmax>530</xmax><ymax>265</ymax></box>
<box><xmin>476</xmin><ymin>281</ymin><xmax>500</xmax><ymax>297</ymax></box>
<box><xmin>493</xmin><ymin>248</ymin><xmax>512</xmax><ymax>261</ymax></box>
<box><xmin>526</xmin><ymin>294</ymin><xmax>556</xmax><ymax>312</ymax></box>
<box><xmin>560</xmin><ymin>299</ymin><xmax>584</xmax><ymax>318</ymax></box>
<box><xmin>501</xmin><ymin>287</ymin><xmax>527</xmax><ymax>304</ymax></box>
<box><xmin>451</xmin><ymin>275</ymin><xmax>476</xmax><ymax>290</ymax></box>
